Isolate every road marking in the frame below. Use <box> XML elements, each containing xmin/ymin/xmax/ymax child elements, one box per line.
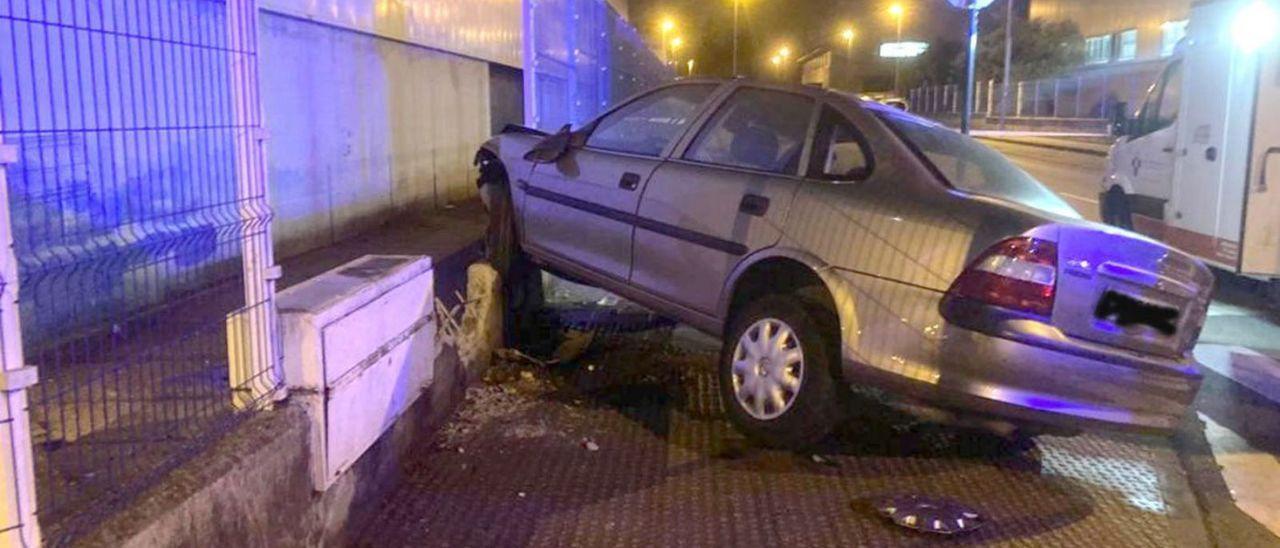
<box><xmin>1200</xmin><ymin>413</ymin><xmax>1280</xmax><ymax>539</ymax></box>
<box><xmin>1059</xmin><ymin>192</ymin><xmax>1099</xmax><ymax>205</ymax></box>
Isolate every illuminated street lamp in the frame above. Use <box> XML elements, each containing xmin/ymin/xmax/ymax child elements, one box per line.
<box><xmin>779</xmin><ymin>45</ymin><xmax>792</xmax><ymax>59</ymax></box>
<box><xmin>687</xmin><ymin>58</ymin><xmax>696</xmax><ymax>76</ymax></box>
<box><xmin>670</xmin><ymin>36</ymin><xmax>684</xmax><ymax>70</ymax></box>
<box><xmin>841</xmin><ymin>26</ymin><xmax>856</xmax><ymax>84</ymax></box>
<box><xmin>661</xmin><ymin>18</ymin><xmax>675</xmax><ymax>63</ymax></box>
<box><xmin>1232</xmin><ymin>0</ymin><xmax>1280</xmax><ymax>53</ymax></box>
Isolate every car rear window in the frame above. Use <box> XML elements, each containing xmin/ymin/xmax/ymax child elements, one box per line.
<box><xmin>872</xmin><ymin>107</ymin><xmax>1080</xmax><ymax>219</ymax></box>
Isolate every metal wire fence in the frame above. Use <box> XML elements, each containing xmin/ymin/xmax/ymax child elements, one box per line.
<box><xmin>0</xmin><ymin>0</ymin><xmax>279</xmax><ymax>544</ymax></box>
<box><xmin>908</xmin><ymin>69</ymin><xmax>1162</xmax><ymax>122</ymax></box>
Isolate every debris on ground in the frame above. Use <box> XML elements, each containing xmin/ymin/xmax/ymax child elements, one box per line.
<box><xmin>581</xmin><ymin>437</ymin><xmax>600</xmax><ymax>452</ymax></box>
<box><xmin>553</xmin><ymin>328</ymin><xmax>598</xmax><ymax>363</ymax></box>
<box><xmin>810</xmin><ymin>454</ymin><xmax>837</xmax><ymax>467</ymax></box>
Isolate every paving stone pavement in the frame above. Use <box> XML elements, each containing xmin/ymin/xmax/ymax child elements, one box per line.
<box><xmin>350</xmin><ymin>325</ymin><xmax>1209</xmax><ymax>547</ymax></box>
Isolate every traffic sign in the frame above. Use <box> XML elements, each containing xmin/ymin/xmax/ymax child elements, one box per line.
<box><xmin>947</xmin><ymin>0</ymin><xmax>995</xmax><ymax>9</ymax></box>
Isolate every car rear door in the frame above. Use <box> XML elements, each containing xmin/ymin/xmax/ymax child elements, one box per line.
<box><xmin>630</xmin><ymin>87</ymin><xmax>819</xmax><ymax>315</ymax></box>
<box><xmin>522</xmin><ymin>84</ymin><xmax>719</xmax><ymax>282</ymax></box>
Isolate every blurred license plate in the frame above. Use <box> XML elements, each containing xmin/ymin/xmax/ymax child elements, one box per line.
<box><xmin>1094</xmin><ymin>290</ymin><xmax>1179</xmax><ymax>336</ymax></box>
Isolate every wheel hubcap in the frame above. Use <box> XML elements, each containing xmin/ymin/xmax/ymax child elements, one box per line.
<box><xmin>731</xmin><ymin>318</ymin><xmax>804</xmax><ymax>421</ymax></box>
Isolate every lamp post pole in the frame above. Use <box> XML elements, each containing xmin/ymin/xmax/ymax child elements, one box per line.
<box><xmin>962</xmin><ymin>3</ymin><xmax>979</xmax><ymax>133</ymax></box>
<box><xmin>733</xmin><ymin>0</ymin><xmax>740</xmax><ymax>76</ymax></box>
<box><xmin>893</xmin><ymin>13</ymin><xmax>903</xmax><ymax>94</ymax></box>
<box><xmin>1001</xmin><ymin>0</ymin><xmax>1013</xmax><ymax>130</ymax></box>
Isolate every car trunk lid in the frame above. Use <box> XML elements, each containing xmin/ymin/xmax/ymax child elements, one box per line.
<box><xmin>1052</xmin><ymin>224</ymin><xmax>1214</xmax><ymax>359</ymax></box>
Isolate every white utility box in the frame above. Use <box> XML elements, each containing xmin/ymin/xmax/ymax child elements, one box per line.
<box><xmin>277</xmin><ymin>255</ymin><xmax>436</xmax><ymax>491</ymax></box>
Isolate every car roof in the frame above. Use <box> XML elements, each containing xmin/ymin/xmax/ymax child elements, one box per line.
<box><xmin>666</xmin><ymin>78</ymin><xmax>936</xmax><ymax>125</ymax></box>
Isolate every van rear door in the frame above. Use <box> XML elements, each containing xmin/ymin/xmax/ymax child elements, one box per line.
<box><xmin>1165</xmin><ymin>0</ymin><xmax>1257</xmax><ymax>269</ymax></box>
<box><xmin>1241</xmin><ymin>34</ymin><xmax>1280</xmax><ymax>275</ymax></box>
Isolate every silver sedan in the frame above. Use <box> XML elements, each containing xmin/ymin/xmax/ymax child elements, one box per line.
<box><xmin>475</xmin><ymin>79</ymin><xmax>1212</xmax><ymax>448</ymax></box>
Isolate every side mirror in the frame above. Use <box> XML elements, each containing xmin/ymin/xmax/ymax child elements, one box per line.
<box><xmin>524</xmin><ymin>124</ymin><xmax>577</xmax><ymax>164</ymax></box>
<box><xmin>1111</xmin><ymin>102</ymin><xmax>1133</xmax><ymax>137</ymax></box>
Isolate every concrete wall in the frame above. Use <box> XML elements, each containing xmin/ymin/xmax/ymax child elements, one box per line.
<box><xmin>259</xmin><ymin>0</ymin><xmax>523</xmax><ymax>69</ymax></box>
<box><xmin>260</xmin><ymin>12</ymin><xmax>492</xmax><ymax>258</ymax></box>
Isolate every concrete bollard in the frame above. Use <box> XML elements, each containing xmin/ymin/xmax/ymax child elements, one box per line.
<box><xmin>458</xmin><ymin>262</ymin><xmax>503</xmax><ymax>372</ymax></box>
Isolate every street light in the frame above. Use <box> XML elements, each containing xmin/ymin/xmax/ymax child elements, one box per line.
<box><xmin>779</xmin><ymin>45</ymin><xmax>792</xmax><ymax>59</ymax></box>
<box><xmin>889</xmin><ymin>3</ymin><xmax>905</xmax><ymax>95</ymax></box>
<box><xmin>661</xmin><ymin>18</ymin><xmax>675</xmax><ymax>64</ymax></box>
<box><xmin>671</xmin><ymin>37</ymin><xmax>684</xmax><ymax>69</ymax></box>
<box><xmin>687</xmin><ymin>59</ymin><xmax>695</xmax><ymax>76</ymax></box>
<box><xmin>841</xmin><ymin>26</ymin><xmax>856</xmax><ymax>89</ymax></box>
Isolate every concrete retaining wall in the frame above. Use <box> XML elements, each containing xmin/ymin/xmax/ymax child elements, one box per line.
<box><xmin>76</xmin><ymin>244</ymin><xmax>486</xmax><ymax>547</ymax></box>
<box><xmin>260</xmin><ymin>11</ymin><xmax>492</xmax><ymax>258</ymax></box>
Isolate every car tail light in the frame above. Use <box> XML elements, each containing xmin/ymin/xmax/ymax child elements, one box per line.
<box><xmin>947</xmin><ymin>237</ymin><xmax>1058</xmax><ymax>317</ymax></box>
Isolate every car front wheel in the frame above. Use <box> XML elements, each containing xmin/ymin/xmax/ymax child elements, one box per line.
<box><xmin>719</xmin><ymin>293</ymin><xmax>842</xmax><ymax>448</ymax></box>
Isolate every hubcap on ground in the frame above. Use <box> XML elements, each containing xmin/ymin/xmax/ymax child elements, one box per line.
<box><xmin>731</xmin><ymin>318</ymin><xmax>804</xmax><ymax>421</ymax></box>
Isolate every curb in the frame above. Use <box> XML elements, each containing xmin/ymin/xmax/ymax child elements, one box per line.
<box><xmin>976</xmin><ymin>135</ymin><xmax>1111</xmax><ymax>157</ymax></box>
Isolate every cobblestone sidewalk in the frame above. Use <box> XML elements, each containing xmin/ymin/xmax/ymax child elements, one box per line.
<box><xmin>351</xmin><ymin>323</ymin><xmax>1210</xmax><ymax>547</ymax></box>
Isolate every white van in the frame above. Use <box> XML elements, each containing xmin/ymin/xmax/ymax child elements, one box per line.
<box><xmin>1102</xmin><ymin>0</ymin><xmax>1280</xmax><ymax>290</ymax></box>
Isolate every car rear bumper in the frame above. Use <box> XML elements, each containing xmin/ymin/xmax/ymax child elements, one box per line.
<box><xmin>843</xmin><ymin>321</ymin><xmax>1203</xmax><ymax>436</ymax></box>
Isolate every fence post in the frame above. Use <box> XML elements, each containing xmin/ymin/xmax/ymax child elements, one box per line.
<box><xmin>986</xmin><ymin>79</ymin><xmax>995</xmax><ymax>116</ymax></box>
<box><xmin>1033</xmin><ymin>80</ymin><xmax>1041</xmax><ymax>117</ymax></box>
<box><xmin>1076</xmin><ymin>76</ymin><xmax>1084</xmax><ymax>118</ymax></box>
<box><xmin>1016</xmin><ymin>81</ymin><xmax>1024</xmax><ymax>117</ymax></box>
<box><xmin>952</xmin><ymin>84</ymin><xmax>960</xmax><ymax>114</ymax></box>
<box><xmin>1102</xmin><ymin>72</ymin><xmax>1111</xmax><ymax>120</ymax></box>
<box><xmin>226</xmin><ymin>0</ymin><xmax>284</xmax><ymax>410</ymax></box>
<box><xmin>0</xmin><ymin>134</ymin><xmax>42</xmax><ymax>547</ymax></box>
<box><xmin>1053</xmin><ymin>79</ymin><xmax>1061</xmax><ymax>118</ymax></box>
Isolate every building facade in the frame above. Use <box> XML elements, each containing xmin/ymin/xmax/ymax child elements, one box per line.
<box><xmin>1031</xmin><ymin>0</ymin><xmax>1191</xmax><ymax>114</ymax></box>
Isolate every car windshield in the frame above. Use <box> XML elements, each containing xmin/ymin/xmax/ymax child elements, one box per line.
<box><xmin>871</xmin><ymin>107</ymin><xmax>1080</xmax><ymax>219</ymax></box>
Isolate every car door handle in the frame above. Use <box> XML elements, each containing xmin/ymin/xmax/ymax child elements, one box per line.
<box><xmin>619</xmin><ymin>172</ymin><xmax>641</xmax><ymax>191</ymax></box>
<box><xmin>739</xmin><ymin>194</ymin><xmax>770</xmax><ymax>217</ymax></box>
<box><xmin>1161</xmin><ymin>146</ymin><xmax>1175</xmax><ymax>153</ymax></box>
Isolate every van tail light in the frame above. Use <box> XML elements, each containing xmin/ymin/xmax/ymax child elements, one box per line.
<box><xmin>947</xmin><ymin>237</ymin><xmax>1058</xmax><ymax>317</ymax></box>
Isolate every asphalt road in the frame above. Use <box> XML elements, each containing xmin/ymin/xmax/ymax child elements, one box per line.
<box><xmin>980</xmin><ymin>139</ymin><xmax>1107</xmax><ymax>222</ymax></box>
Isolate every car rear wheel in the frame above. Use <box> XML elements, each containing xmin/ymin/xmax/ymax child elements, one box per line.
<box><xmin>484</xmin><ymin>182</ymin><xmax>543</xmax><ymax>347</ymax></box>
<box><xmin>720</xmin><ymin>293</ymin><xmax>842</xmax><ymax>448</ymax></box>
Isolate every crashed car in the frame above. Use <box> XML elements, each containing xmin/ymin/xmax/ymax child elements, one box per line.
<box><xmin>475</xmin><ymin>79</ymin><xmax>1212</xmax><ymax>448</ymax></box>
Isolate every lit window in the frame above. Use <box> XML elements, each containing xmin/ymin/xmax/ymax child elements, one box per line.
<box><xmin>1117</xmin><ymin>29</ymin><xmax>1138</xmax><ymax>61</ymax></box>
<box><xmin>1161</xmin><ymin>20</ymin><xmax>1188</xmax><ymax>56</ymax></box>
<box><xmin>1086</xmin><ymin>35</ymin><xmax>1113</xmax><ymax>64</ymax></box>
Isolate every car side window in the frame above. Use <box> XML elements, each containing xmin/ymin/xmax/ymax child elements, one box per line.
<box><xmin>807</xmin><ymin>106</ymin><xmax>873</xmax><ymax>180</ymax></box>
<box><xmin>586</xmin><ymin>84</ymin><xmax>717</xmax><ymax>157</ymax></box>
<box><xmin>683</xmin><ymin>88</ymin><xmax>816</xmax><ymax>174</ymax></box>
<box><xmin>1137</xmin><ymin>60</ymin><xmax>1182</xmax><ymax>135</ymax></box>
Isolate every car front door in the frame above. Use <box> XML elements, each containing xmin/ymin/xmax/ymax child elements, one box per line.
<box><xmin>522</xmin><ymin>84</ymin><xmax>720</xmax><ymax>282</ymax></box>
<box><xmin>1129</xmin><ymin>60</ymin><xmax>1183</xmax><ymax>202</ymax></box>
<box><xmin>630</xmin><ymin>87</ymin><xmax>819</xmax><ymax>316</ymax></box>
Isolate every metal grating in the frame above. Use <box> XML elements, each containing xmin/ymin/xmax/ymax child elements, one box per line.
<box><xmin>0</xmin><ymin>0</ymin><xmax>278</xmax><ymax>544</ymax></box>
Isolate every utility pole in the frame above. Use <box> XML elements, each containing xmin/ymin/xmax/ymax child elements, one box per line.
<box><xmin>893</xmin><ymin>10</ymin><xmax>904</xmax><ymax>94</ymax></box>
<box><xmin>1000</xmin><ymin>0</ymin><xmax>1014</xmax><ymax>130</ymax></box>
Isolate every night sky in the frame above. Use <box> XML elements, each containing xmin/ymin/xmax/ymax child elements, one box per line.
<box><xmin>629</xmin><ymin>0</ymin><xmax>1028</xmax><ymax>88</ymax></box>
